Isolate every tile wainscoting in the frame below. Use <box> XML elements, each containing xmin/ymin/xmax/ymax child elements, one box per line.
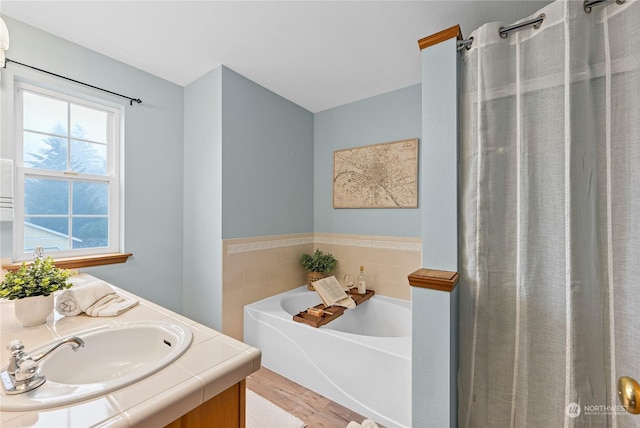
<box><xmin>222</xmin><ymin>233</ymin><xmax>422</xmax><ymax>340</ymax></box>
<box><xmin>313</xmin><ymin>233</ymin><xmax>422</xmax><ymax>301</ymax></box>
<box><xmin>222</xmin><ymin>234</ymin><xmax>314</xmax><ymax>340</ymax></box>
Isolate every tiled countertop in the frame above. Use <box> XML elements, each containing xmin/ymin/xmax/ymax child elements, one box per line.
<box><xmin>0</xmin><ymin>273</ymin><xmax>261</xmax><ymax>427</ymax></box>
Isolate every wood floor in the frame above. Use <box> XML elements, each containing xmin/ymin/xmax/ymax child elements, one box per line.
<box><xmin>246</xmin><ymin>367</ymin><xmax>380</xmax><ymax>428</ymax></box>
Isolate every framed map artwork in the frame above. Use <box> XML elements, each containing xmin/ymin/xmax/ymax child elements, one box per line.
<box><xmin>333</xmin><ymin>138</ymin><xmax>419</xmax><ymax>208</ymax></box>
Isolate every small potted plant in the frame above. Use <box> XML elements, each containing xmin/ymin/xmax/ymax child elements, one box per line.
<box><xmin>299</xmin><ymin>249</ymin><xmax>338</xmax><ymax>291</ymax></box>
<box><xmin>1</xmin><ymin>256</ymin><xmax>74</xmax><ymax>326</ymax></box>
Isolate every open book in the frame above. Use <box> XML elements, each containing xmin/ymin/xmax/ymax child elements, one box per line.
<box><xmin>312</xmin><ymin>276</ymin><xmax>356</xmax><ymax>309</ymax></box>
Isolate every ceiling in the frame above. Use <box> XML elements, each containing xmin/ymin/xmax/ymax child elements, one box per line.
<box><xmin>1</xmin><ymin>1</ymin><xmax>552</xmax><ymax>113</ymax></box>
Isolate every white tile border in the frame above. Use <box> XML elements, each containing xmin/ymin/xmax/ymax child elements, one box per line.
<box><xmin>225</xmin><ymin>234</ymin><xmax>421</xmax><ymax>254</ymax></box>
<box><xmin>226</xmin><ymin>237</ymin><xmax>313</xmax><ymax>254</ymax></box>
<box><xmin>314</xmin><ymin>235</ymin><xmax>422</xmax><ymax>251</ymax></box>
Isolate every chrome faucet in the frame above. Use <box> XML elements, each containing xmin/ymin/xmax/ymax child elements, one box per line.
<box><xmin>1</xmin><ymin>337</ymin><xmax>84</xmax><ymax>395</ymax></box>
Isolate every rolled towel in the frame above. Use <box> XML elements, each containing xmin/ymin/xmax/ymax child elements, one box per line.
<box><xmin>56</xmin><ymin>280</ymin><xmax>138</xmax><ymax>317</ymax></box>
<box><xmin>346</xmin><ymin>420</ymin><xmax>379</xmax><ymax>428</ymax></box>
<box><xmin>84</xmin><ymin>293</ymin><xmax>139</xmax><ymax>317</ymax></box>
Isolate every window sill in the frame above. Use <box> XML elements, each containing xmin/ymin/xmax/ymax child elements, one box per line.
<box><xmin>2</xmin><ymin>253</ymin><xmax>133</xmax><ymax>272</ymax></box>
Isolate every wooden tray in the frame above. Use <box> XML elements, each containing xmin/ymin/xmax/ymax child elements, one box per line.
<box><xmin>293</xmin><ymin>289</ymin><xmax>375</xmax><ymax>328</ymax></box>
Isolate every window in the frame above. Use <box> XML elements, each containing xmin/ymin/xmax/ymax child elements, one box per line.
<box><xmin>14</xmin><ymin>83</ymin><xmax>122</xmax><ymax>261</ymax></box>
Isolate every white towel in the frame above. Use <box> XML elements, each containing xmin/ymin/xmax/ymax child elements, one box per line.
<box><xmin>0</xmin><ymin>17</ymin><xmax>9</xmax><ymax>68</ymax></box>
<box><xmin>346</xmin><ymin>420</ymin><xmax>379</xmax><ymax>428</ymax></box>
<box><xmin>56</xmin><ymin>280</ymin><xmax>138</xmax><ymax>317</ymax></box>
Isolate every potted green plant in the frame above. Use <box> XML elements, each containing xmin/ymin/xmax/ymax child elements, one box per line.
<box><xmin>299</xmin><ymin>249</ymin><xmax>338</xmax><ymax>291</ymax></box>
<box><xmin>1</xmin><ymin>256</ymin><xmax>74</xmax><ymax>326</ymax></box>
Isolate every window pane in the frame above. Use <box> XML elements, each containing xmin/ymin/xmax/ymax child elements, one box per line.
<box><xmin>72</xmin><ymin>217</ymin><xmax>108</xmax><ymax>249</ymax></box>
<box><xmin>71</xmin><ymin>104</ymin><xmax>107</xmax><ymax>143</ymax></box>
<box><xmin>23</xmin><ymin>91</ymin><xmax>67</xmax><ymax>136</ymax></box>
<box><xmin>17</xmin><ymin>84</ymin><xmax>120</xmax><ymax>259</ymax></box>
<box><xmin>70</xmin><ymin>140</ymin><xmax>107</xmax><ymax>175</ymax></box>
<box><xmin>24</xmin><ymin>178</ymin><xmax>68</xmax><ymax>215</ymax></box>
<box><xmin>23</xmin><ymin>132</ymin><xmax>68</xmax><ymax>171</ymax></box>
<box><xmin>73</xmin><ymin>182</ymin><xmax>108</xmax><ymax>215</ymax></box>
<box><xmin>24</xmin><ymin>217</ymin><xmax>70</xmax><ymax>252</ymax></box>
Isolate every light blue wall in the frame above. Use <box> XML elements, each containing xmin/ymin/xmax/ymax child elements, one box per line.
<box><xmin>221</xmin><ymin>67</ymin><xmax>314</xmax><ymax>239</ymax></box>
<box><xmin>412</xmin><ymin>37</ymin><xmax>459</xmax><ymax>428</ymax></box>
<box><xmin>0</xmin><ymin>16</ymin><xmax>185</xmax><ymax>312</ymax></box>
<box><xmin>313</xmin><ymin>84</ymin><xmax>422</xmax><ymax>237</ymax></box>
<box><xmin>181</xmin><ymin>66</ymin><xmax>314</xmax><ymax>329</ymax></box>
<box><xmin>183</xmin><ymin>68</ymin><xmax>223</xmax><ymax>329</ymax></box>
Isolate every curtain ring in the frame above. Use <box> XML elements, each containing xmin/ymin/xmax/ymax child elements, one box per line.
<box><xmin>533</xmin><ymin>14</ymin><xmax>545</xmax><ymax>30</ymax></box>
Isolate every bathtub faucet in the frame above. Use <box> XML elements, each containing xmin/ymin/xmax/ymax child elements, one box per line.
<box><xmin>1</xmin><ymin>337</ymin><xmax>84</xmax><ymax>395</ymax></box>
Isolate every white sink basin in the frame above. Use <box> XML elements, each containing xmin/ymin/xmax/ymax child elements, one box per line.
<box><xmin>1</xmin><ymin>321</ymin><xmax>193</xmax><ymax>411</ymax></box>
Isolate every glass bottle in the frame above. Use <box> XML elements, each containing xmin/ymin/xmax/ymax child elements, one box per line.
<box><xmin>358</xmin><ymin>265</ymin><xmax>366</xmax><ymax>294</ymax></box>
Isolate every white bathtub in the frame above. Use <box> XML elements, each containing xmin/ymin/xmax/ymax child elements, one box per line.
<box><xmin>244</xmin><ymin>286</ymin><xmax>411</xmax><ymax>428</ymax></box>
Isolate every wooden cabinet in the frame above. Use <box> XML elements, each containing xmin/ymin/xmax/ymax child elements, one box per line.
<box><xmin>165</xmin><ymin>380</ymin><xmax>246</xmax><ymax>428</ymax></box>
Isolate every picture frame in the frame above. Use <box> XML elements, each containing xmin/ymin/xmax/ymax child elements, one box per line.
<box><xmin>333</xmin><ymin>138</ymin><xmax>418</xmax><ymax>208</ymax></box>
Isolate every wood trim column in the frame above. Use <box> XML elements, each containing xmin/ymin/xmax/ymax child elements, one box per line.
<box><xmin>412</xmin><ymin>23</ymin><xmax>462</xmax><ymax>428</ymax></box>
<box><xmin>418</xmin><ymin>25</ymin><xmax>462</xmax><ymax>50</ymax></box>
<box><xmin>408</xmin><ymin>268</ymin><xmax>459</xmax><ymax>292</ymax></box>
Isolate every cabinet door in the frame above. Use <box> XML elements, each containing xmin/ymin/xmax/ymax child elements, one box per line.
<box><xmin>165</xmin><ymin>380</ymin><xmax>246</xmax><ymax>428</ymax></box>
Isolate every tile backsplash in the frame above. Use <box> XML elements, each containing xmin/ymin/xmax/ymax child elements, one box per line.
<box><xmin>222</xmin><ymin>232</ymin><xmax>421</xmax><ymax>340</ymax></box>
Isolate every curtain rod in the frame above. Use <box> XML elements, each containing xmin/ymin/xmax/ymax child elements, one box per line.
<box><xmin>584</xmin><ymin>0</ymin><xmax>626</xmax><ymax>14</ymax></box>
<box><xmin>498</xmin><ymin>14</ymin><xmax>545</xmax><ymax>39</ymax></box>
<box><xmin>457</xmin><ymin>14</ymin><xmax>543</xmax><ymax>50</ymax></box>
<box><xmin>3</xmin><ymin>58</ymin><xmax>142</xmax><ymax>106</ymax></box>
<box><xmin>457</xmin><ymin>0</ymin><xmax>626</xmax><ymax>51</ymax></box>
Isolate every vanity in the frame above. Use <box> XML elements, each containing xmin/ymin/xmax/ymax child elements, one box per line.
<box><xmin>0</xmin><ymin>273</ymin><xmax>261</xmax><ymax>427</ymax></box>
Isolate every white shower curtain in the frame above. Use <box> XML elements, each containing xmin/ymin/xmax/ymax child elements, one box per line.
<box><xmin>458</xmin><ymin>0</ymin><xmax>639</xmax><ymax>427</ymax></box>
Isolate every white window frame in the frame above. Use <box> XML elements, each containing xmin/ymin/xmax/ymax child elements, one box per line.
<box><xmin>13</xmin><ymin>82</ymin><xmax>122</xmax><ymax>261</ymax></box>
